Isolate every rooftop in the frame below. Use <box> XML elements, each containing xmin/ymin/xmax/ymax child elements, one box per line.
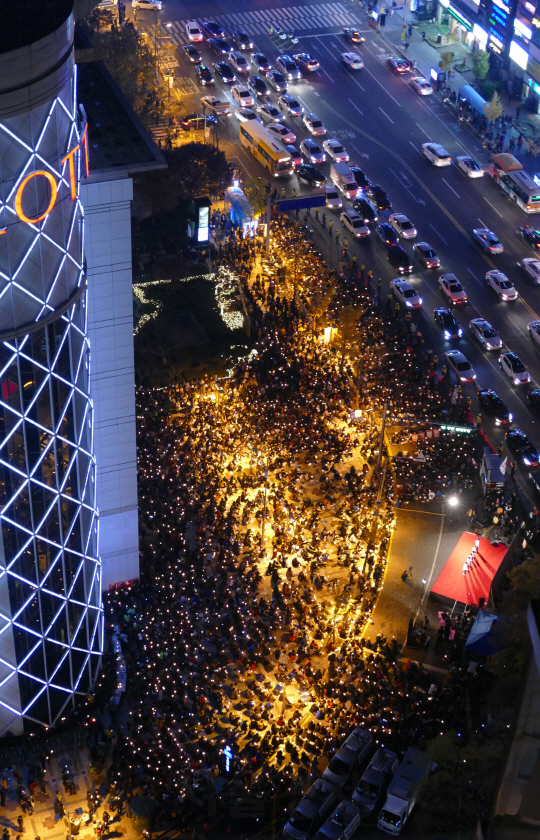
<box><xmin>0</xmin><ymin>0</ymin><xmax>73</xmax><ymax>54</ymax></box>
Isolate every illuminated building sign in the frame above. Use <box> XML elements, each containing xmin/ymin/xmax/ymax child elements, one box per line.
<box><xmin>493</xmin><ymin>0</ymin><xmax>510</xmax><ymax>12</ymax></box>
<box><xmin>515</xmin><ymin>17</ymin><xmax>533</xmax><ymax>38</ymax></box>
<box><xmin>448</xmin><ymin>4</ymin><xmax>473</xmax><ymax>29</ymax></box>
<box><xmin>528</xmin><ymin>55</ymin><xmax>540</xmax><ymax>82</ymax></box>
<box><xmin>490</xmin><ymin>6</ymin><xmax>508</xmax><ymax>28</ymax></box>
<box><xmin>524</xmin><ymin>0</ymin><xmax>535</xmax><ymax>11</ymax></box>
<box><xmin>510</xmin><ymin>38</ymin><xmax>530</xmax><ymax>67</ymax></box>
<box><xmin>474</xmin><ymin>22</ymin><xmax>489</xmax><ymax>43</ymax></box>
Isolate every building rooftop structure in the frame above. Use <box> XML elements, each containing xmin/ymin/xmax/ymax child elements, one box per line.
<box><xmin>0</xmin><ymin>0</ymin><xmax>74</xmax><ymax>54</ymax></box>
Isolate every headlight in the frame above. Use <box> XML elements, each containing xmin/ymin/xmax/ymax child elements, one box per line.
<box><xmin>405</xmin><ymin>301</ymin><xmax>413</xmax><ymax>307</ymax></box>
<box><xmin>524</xmin><ymin>457</ymin><xmax>531</xmax><ymax>465</ymax></box>
<box><xmin>514</xmin><ymin>378</ymin><xmax>522</xmax><ymax>385</ymax></box>
<box><xmin>509</xmin><ymin>413</ymin><xmax>513</xmax><ymax>422</ymax></box>
<box><xmin>458</xmin><ymin>328</ymin><xmax>463</xmax><ymax>336</ymax></box>
<box><xmin>495</xmin><ymin>419</ymin><xmax>501</xmax><ymax>426</ymax></box>
<box><xmin>444</xmin><ymin>331</ymin><xmax>450</xmax><ymax>339</ymax></box>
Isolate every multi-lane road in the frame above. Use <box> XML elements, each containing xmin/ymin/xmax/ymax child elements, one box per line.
<box><xmin>133</xmin><ymin>0</ymin><xmax>540</xmax><ymax>503</ymax></box>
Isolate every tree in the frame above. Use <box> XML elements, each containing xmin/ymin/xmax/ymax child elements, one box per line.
<box><xmin>337</xmin><ymin>305</ymin><xmax>359</xmax><ymax>373</ymax></box>
<box><xmin>439</xmin><ymin>51</ymin><xmax>455</xmax><ymax>72</ymax></box>
<box><xmin>484</xmin><ymin>91</ymin><xmax>503</xmax><ymax>122</ymax></box>
<box><xmin>472</xmin><ymin>49</ymin><xmax>490</xmax><ymax>81</ymax></box>
<box><xmin>242</xmin><ymin>178</ymin><xmax>269</xmax><ymax>217</ymax></box>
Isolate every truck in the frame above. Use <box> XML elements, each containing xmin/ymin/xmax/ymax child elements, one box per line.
<box><xmin>352</xmin><ymin>747</ymin><xmax>399</xmax><ymax>815</ymax></box>
<box><xmin>377</xmin><ymin>748</ymin><xmax>433</xmax><ymax>835</ymax></box>
<box><xmin>480</xmin><ymin>447</ymin><xmax>505</xmax><ymax>495</ymax></box>
<box><xmin>200</xmin><ymin>95</ymin><xmax>230</xmax><ymax>116</ymax></box>
<box><xmin>283</xmin><ymin>779</ymin><xmax>337</xmax><ymax>840</ymax></box>
<box><xmin>329</xmin><ymin>162</ymin><xmax>358</xmax><ymax>199</ymax></box>
<box><xmin>315</xmin><ymin>801</ymin><xmax>361</xmax><ymax>840</ymax></box>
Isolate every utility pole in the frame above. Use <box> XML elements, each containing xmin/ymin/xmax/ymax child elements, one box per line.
<box><xmin>266</xmin><ymin>194</ymin><xmax>271</xmax><ymax>257</ymax></box>
<box><xmin>376</xmin><ymin>403</ymin><xmax>388</xmax><ymax>471</ymax></box>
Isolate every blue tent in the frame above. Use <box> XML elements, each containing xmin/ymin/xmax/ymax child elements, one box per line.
<box><xmin>459</xmin><ymin>84</ymin><xmax>487</xmax><ymax>116</ymax></box>
<box><xmin>465</xmin><ymin>611</ymin><xmax>503</xmax><ymax>656</ymax></box>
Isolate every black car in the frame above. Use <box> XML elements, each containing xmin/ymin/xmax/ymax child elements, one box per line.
<box><xmin>251</xmin><ymin>53</ymin><xmax>272</xmax><ymax>74</ymax></box>
<box><xmin>413</xmin><ymin>241</ymin><xmax>440</xmax><ymax>268</ymax></box>
<box><xmin>209</xmin><ymin>37</ymin><xmax>233</xmax><ymax>56</ymax></box>
<box><xmin>343</xmin><ymin>26</ymin><xmax>365</xmax><ymax>43</ymax></box>
<box><xmin>367</xmin><ymin>184</ymin><xmax>392</xmax><ymax>211</ymax></box>
<box><xmin>478</xmin><ymin>388</ymin><xmax>511</xmax><ymax>425</ymax></box>
<box><xmin>376</xmin><ymin>223</ymin><xmax>398</xmax><ymax>247</ymax></box>
<box><xmin>297</xmin><ymin>165</ymin><xmax>326</xmax><ymax>187</ymax></box>
<box><xmin>181</xmin><ymin>113</ymin><xmax>218</xmax><ymax>131</ymax></box>
<box><xmin>202</xmin><ymin>20</ymin><xmax>225</xmax><ymax>39</ymax></box>
<box><xmin>232</xmin><ymin>29</ymin><xmax>253</xmax><ymax>50</ymax></box>
<box><xmin>519</xmin><ymin>225</ymin><xmax>540</xmax><ymax>250</ymax></box>
<box><xmin>247</xmin><ymin>75</ymin><xmax>269</xmax><ymax>98</ymax></box>
<box><xmin>506</xmin><ymin>428</ymin><xmax>539</xmax><ymax>466</ymax></box>
<box><xmin>434</xmin><ymin>307</ymin><xmax>462</xmax><ymax>339</ymax></box>
<box><xmin>349</xmin><ymin>166</ymin><xmax>370</xmax><ymax>189</ymax></box>
<box><xmin>352</xmin><ymin>197</ymin><xmax>378</xmax><ymax>223</ymax></box>
<box><xmin>388</xmin><ymin>56</ymin><xmax>410</xmax><ymax>74</ymax></box>
<box><xmin>195</xmin><ymin>65</ymin><xmax>214</xmax><ymax>85</ymax></box>
<box><xmin>212</xmin><ymin>62</ymin><xmax>236</xmax><ymax>83</ymax></box>
<box><xmin>528</xmin><ymin>388</ymin><xmax>540</xmax><ymax>409</ymax></box>
<box><xmin>182</xmin><ymin>44</ymin><xmax>201</xmax><ymax>63</ymax></box>
<box><xmin>388</xmin><ymin>244</ymin><xmax>413</xmax><ymax>274</ymax></box>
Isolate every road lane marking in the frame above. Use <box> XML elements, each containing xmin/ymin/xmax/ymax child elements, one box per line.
<box><xmin>483</xmin><ymin>196</ymin><xmax>504</xmax><ymax>218</ymax></box>
<box><xmin>362</xmin><ymin>64</ymin><xmax>402</xmax><ymax>106</ymax></box>
<box><xmin>379</xmin><ymin>107</ymin><xmax>394</xmax><ymax>123</ymax></box>
<box><xmin>415</xmin><ymin>121</ymin><xmax>431</xmax><ymax>138</ymax></box>
<box><xmin>442</xmin><ymin>178</ymin><xmax>460</xmax><ymax>198</ymax></box>
<box><xmin>408</xmin><ymin>140</ymin><xmax>418</xmax><ymax>151</ymax></box>
<box><xmin>428</xmin><ymin>223</ymin><xmax>448</xmax><ymax>247</ymax></box>
<box><xmin>477</xmin><ymin>218</ymin><xmax>488</xmax><ymax>228</ymax></box>
<box><xmin>315</xmin><ymin>36</ymin><xmax>365</xmax><ymax>90</ymax></box>
<box><xmin>348</xmin><ymin>97</ymin><xmax>363</xmax><ymax>117</ymax></box>
<box><xmin>509</xmin><ymin>314</ymin><xmax>530</xmax><ymax>339</ymax></box>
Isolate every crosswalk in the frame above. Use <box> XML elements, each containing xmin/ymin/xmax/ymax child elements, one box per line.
<box><xmin>163</xmin><ymin>2</ymin><xmax>364</xmax><ymax>46</ymax></box>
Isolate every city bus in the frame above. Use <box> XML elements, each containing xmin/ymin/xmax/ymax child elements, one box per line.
<box><xmin>488</xmin><ymin>153</ymin><xmax>540</xmax><ymax>213</ymax></box>
<box><xmin>238</xmin><ymin>121</ymin><xmax>294</xmax><ymax>177</ymax></box>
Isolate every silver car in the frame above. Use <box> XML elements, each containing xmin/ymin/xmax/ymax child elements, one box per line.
<box><xmin>278</xmin><ymin>94</ymin><xmax>304</xmax><ymax>116</ymax></box>
<box><xmin>469</xmin><ymin>318</ymin><xmax>502</xmax><ymax>350</ymax></box>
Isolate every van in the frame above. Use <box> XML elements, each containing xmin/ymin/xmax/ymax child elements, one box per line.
<box><xmin>186</xmin><ymin>20</ymin><xmax>203</xmax><ymax>42</ymax></box>
<box><xmin>352</xmin><ymin>747</ymin><xmax>399</xmax><ymax>815</ymax></box>
<box><xmin>323</xmin><ymin>727</ymin><xmax>373</xmax><ymax>788</ymax></box>
<box><xmin>283</xmin><ymin>779</ymin><xmax>337</xmax><ymax>840</ymax></box>
<box><xmin>315</xmin><ymin>802</ymin><xmax>361</xmax><ymax>840</ymax></box>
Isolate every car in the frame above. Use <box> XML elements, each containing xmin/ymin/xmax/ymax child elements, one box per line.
<box><xmin>366</xmin><ymin>184</ymin><xmax>391</xmax><ymax>211</ymax></box>
<box><xmin>469</xmin><ymin>318</ymin><xmax>502</xmax><ymax>350</ymax></box>
<box><xmin>388</xmin><ymin>244</ymin><xmax>413</xmax><ymax>274</ymax></box>
<box><xmin>349</xmin><ymin>166</ymin><xmax>370</xmax><ymax>189</ymax></box>
<box><xmin>456</xmin><ymin>155</ymin><xmax>484</xmax><ymax>178</ymax></box>
<box><xmin>342</xmin><ymin>52</ymin><xmax>364</xmax><ymax>70</ymax></box>
<box><xmin>232</xmin><ymin>30</ymin><xmax>253</xmax><ymax>50</ymax></box>
<box><xmin>389</xmin><ymin>213</ymin><xmax>417</xmax><ymax>239</ymax></box>
<box><xmin>251</xmin><ymin>53</ymin><xmax>272</xmax><ymax>74</ymax></box>
<box><xmin>445</xmin><ymin>350</ymin><xmax>476</xmax><ymax>382</ymax></box>
<box><xmin>387</xmin><ymin>56</ymin><xmax>410</xmax><ymax>74</ymax></box>
<box><xmin>352</xmin><ymin>196</ymin><xmax>378</xmax><ymax>224</ymax></box>
<box><xmin>322</xmin><ymin>139</ymin><xmax>349</xmax><ymax>163</ymax></box>
<box><xmin>258</xmin><ymin>103</ymin><xmax>284</xmax><ymax>123</ymax></box>
<box><xmin>528</xmin><ymin>320</ymin><xmax>540</xmax><ymax>348</ymax></box>
<box><xmin>181</xmin><ymin>113</ymin><xmax>217</xmax><ymax>131</ymax></box>
<box><xmin>438</xmin><ymin>273</ymin><xmax>467</xmax><ymax>305</ymax></box>
<box><xmin>195</xmin><ymin>65</ymin><xmax>214</xmax><ymax>86</ymax></box>
<box><xmin>276</xmin><ymin>55</ymin><xmax>301</xmax><ymax>80</ymax></box>
<box><xmin>499</xmin><ymin>351</ymin><xmax>531</xmax><ymax>384</ymax></box>
<box><xmin>434</xmin><ymin>307</ymin><xmax>462</xmax><ymax>339</ymax></box>
<box><xmin>506</xmin><ymin>429</ymin><xmax>540</xmax><ymax>466</ymax></box>
<box><xmin>200</xmin><ymin>95</ymin><xmax>230</xmax><ymax>115</ymax></box>
<box><xmin>229</xmin><ymin>51</ymin><xmax>249</xmax><ymax>74</ymax></box>
<box><xmin>267</xmin><ymin>70</ymin><xmax>288</xmax><ymax>92</ymax></box>
<box><xmin>132</xmin><ymin>0</ymin><xmax>161</xmax><ymax>9</ymax></box>
<box><xmin>185</xmin><ymin>21</ymin><xmax>203</xmax><ymax>42</ymax></box>
<box><xmin>283</xmin><ymin>143</ymin><xmax>301</xmax><ymax>168</ymax></box>
<box><xmin>473</xmin><ymin>228</ymin><xmax>503</xmax><ymax>254</ymax></box>
<box><xmin>341</xmin><ymin>210</ymin><xmax>370</xmax><ymax>239</ymax></box>
<box><xmin>234</xmin><ymin>108</ymin><xmax>262</xmax><ymax>124</ymax></box>
<box><xmin>410</xmin><ymin>76</ymin><xmax>433</xmax><ymax>95</ymax></box>
<box><xmin>486</xmin><ymin>269</ymin><xmax>517</xmax><ymax>300</ymax></box>
<box><xmin>343</xmin><ymin>27</ymin><xmax>365</xmax><ymax>43</ymax></box>
<box><xmin>182</xmin><ymin>44</ymin><xmax>202</xmax><ymax>62</ymax></box>
<box><xmin>413</xmin><ymin>241</ymin><xmax>440</xmax><ymax>268</ymax></box>
<box><xmin>247</xmin><ymin>75</ymin><xmax>269</xmax><ymax>98</ymax></box>
<box><xmin>421</xmin><ymin>142</ymin><xmax>452</xmax><ymax>166</ymax></box>
<box><xmin>297</xmin><ymin>165</ymin><xmax>326</xmax><ymax>187</ymax></box>
<box><xmin>231</xmin><ymin>85</ymin><xmax>254</xmax><ymax>107</ymax></box>
<box><xmin>267</xmin><ymin>123</ymin><xmax>296</xmax><ymax>144</ymax></box>
<box><xmin>208</xmin><ymin>37</ymin><xmax>233</xmax><ymax>56</ymax></box>
<box><xmin>293</xmin><ymin>53</ymin><xmax>320</xmax><ymax>71</ymax></box>
<box><xmin>519</xmin><ymin>225</ymin><xmax>540</xmax><ymax>250</ymax></box>
<box><xmin>528</xmin><ymin>388</ymin><xmax>540</xmax><ymax>408</ymax></box>
<box><xmin>202</xmin><ymin>20</ymin><xmax>225</xmax><ymax>39</ymax></box>
<box><xmin>300</xmin><ymin>137</ymin><xmax>325</xmax><ymax>164</ymax></box>
<box><xmin>376</xmin><ymin>223</ymin><xmax>399</xmax><ymax>247</ymax></box>
<box><xmin>391</xmin><ymin>279</ymin><xmax>422</xmax><ymax>308</ymax></box>
<box><xmin>303</xmin><ymin>113</ymin><xmax>326</xmax><ymax>136</ymax></box>
<box><xmin>326</xmin><ymin>185</ymin><xmax>343</xmax><ymax>209</ymax></box>
<box><xmin>478</xmin><ymin>389</ymin><xmax>512</xmax><ymax>425</ymax></box>
<box><xmin>278</xmin><ymin>94</ymin><xmax>304</xmax><ymax>116</ymax></box>
<box><xmin>212</xmin><ymin>62</ymin><xmax>235</xmax><ymax>83</ymax></box>
<box><xmin>521</xmin><ymin>257</ymin><xmax>540</xmax><ymax>283</ymax></box>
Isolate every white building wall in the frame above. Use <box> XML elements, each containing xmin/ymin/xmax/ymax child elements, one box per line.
<box><xmin>81</xmin><ymin>177</ymin><xmax>139</xmax><ymax>591</ymax></box>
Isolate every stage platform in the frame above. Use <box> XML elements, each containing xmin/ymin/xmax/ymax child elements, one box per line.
<box><xmin>430</xmin><ymin>532</ymin><xmax>508</xmax><ymax>608</ymax></box>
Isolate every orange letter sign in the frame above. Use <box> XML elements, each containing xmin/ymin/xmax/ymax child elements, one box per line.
<box><xmin>14</xmin><ymin>171</ymin><xmax>58</xmax><ymax>224</ymax></box>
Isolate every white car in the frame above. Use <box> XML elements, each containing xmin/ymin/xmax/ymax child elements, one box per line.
<box><xmin>185</xmin><ymin>20</ymin><xmax>203</xmax><ymax>41</ymax></box>
<box><xmin>300</xmin><ymin>138</ymin><xmax>325</xmax><ymax>164</ymax></box>
<box><xmin>438</xmin><ymin>273</ymin><xmax>467</xmax><ymax>305</ymax></box>
<box><xmin>267</xmin><ymin>123</ymin><xmax>296</xmax><ymax>144</ymax></box>
<box><xmin>528</xmin><ymin>320</ymin><xmax>540</xmax><ymax>347</ymax></box>
<box><xmin>499</xmin><ymin>351</ymin><xmax>531</xmax><ymax>385</ymax></box>
<box><xmin>473</xmin><ymin>228</ymin><xmax>503</xmax><ymax>254</ymax></box>
<box><xmin>486</xmin><ymin>270</ymin><xmax>517</xmax><ymax>300</ymax></box>
<box><xmin>231</xmin><ymin>85</ymin><xmax>254</xmax><ymax>107</ymax></box>
<box><xmin>234</xmin><ymin>108</ymin><xmax>262</xmax><ymax>123</ymax></box>
<box><xmin>341</xmin><ymin>210</ymin><xmax>369</xmax><ymax>239</ymax></box>
<box><xmin>257</xmin><ymin>103</ymin><xmax>284</xmax><ymax>122</ymax></box>
<box><xmin>323</xmin><ymin>139</ymin><xmax>349</xmax><ymax>162</ymax></box>
<box><xmin>469</xmin><ymin>318</ymin><xmax>502</xmax><ymax>350</ymax></box>
<box><xmin>342</xmin><ymin>52</ymin><xmax>364</xmax><ymax>70</ymax></box>
<box><xmin>229</xmin><ymin>52</ymin><xmax>249</xmax><ymax>74</ymax></box>
<box><xmin>303</xmin><ymin>112</ymin><xmax>326</xmax><ymax>136</ymax></box>
<box><xmin>278</xmin><ymin>94</ymin><xmax>304</xmax><ymax>116</ymax></box>
<box><xmin>410</xmin><ymin>76</ymin><xmax>433</xmax><ymax>95</ymax></box>
<box><xmin>445</xmin><ymin>350</ymin><xmax>476</xmax><ymax>382</ymax></box>
<box><xmin>521</xmin><ymin>257</ymin><xmax>540</xmax><ymax>283</ymax></box>
<box><xmin>421</xmin><ymin>142</ymin><xmax>452</xmax><ymax>166</ymax></box>
<box><xmin>133</xmin><ymin>0</ymin><xmax>162</xmax><ymax>8</ymax></box>
<box><xmin>456</xmin><ymin>156</ymin><xmax>484</xmax><ymax>178</ymax></box>
<box><xmin>326</xmin><ymin>185</ymin><xmax>342</xmax><ymax>210</ymax></box>
<box><xmin>389</xmin><ymin>213</ymin><xmax>417</xmax><ymax>239</ymax></box>
<box><xmin>391</xmin><ymin>279</ymin><xmax>422</xmax><ymax>308</ymax></box>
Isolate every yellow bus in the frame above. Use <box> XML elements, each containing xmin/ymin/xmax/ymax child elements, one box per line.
<box><xmin>238</xmin><ymin>121</ymin><xmax>294</xmax><ymax>177</ymax></box>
